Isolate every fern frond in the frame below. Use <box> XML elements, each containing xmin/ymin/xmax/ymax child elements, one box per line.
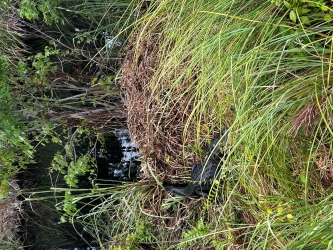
<box><xmin>177</xmin><ymin>219</ymin><xmax>211</xmax><ymax>249</ymax></box>
<box><xmin>204</xmin><ymin>179</ymin><xmax>221</xmax><ymax>210</ymax></box>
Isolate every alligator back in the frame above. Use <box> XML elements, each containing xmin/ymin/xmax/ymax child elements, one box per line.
<box><xmin>165</xmin><ymin>130</ymin><xmax>227</xmax><ymax>197</ymax></box>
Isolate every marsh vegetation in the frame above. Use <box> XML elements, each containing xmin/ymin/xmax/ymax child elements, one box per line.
<box><xmin>1</xmin><ymin>0</ymin><xmax>333</xmax><ymax>249</ymax></box>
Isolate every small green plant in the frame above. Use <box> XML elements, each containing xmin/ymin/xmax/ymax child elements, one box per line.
<box><xmin>18</xmin><ymin>46</ymin><xmax>59</xmax><ymax>88</ymax></box>
<box><xmin>17</xmin><ymin>0</ymin><xmax>64</xmax><ymax>25</ymax></box>
<box><xmin>52</xmin><ymin>152</ymin><xmax>95</xmax><ymax>188</ymax></box>
<box><xmin>177</xmin><ymin>219</ymin><xmax>211</xmax><ymax>249</ymax></box>
<box><xmin>73</xmin><ymin>28</ymin><xmax>97</xmax><ymax>46</ymax></box>
<box><xmin>272</xmin><ymin>0</ymin><xmax>333</xmax><ymax>24</ymax></box>
<box><xmin>51</xmin><ymin>127</ymin><xmax>98</xmax><ymax>188</ymax></box>
<box><xmin>204</xmin><ymin>179</ymin><xmax>221</xmax><ymax>210</ymax></box>
<box><xmin>0</xmin><ymin>59</ymin><xmax>33</xmax><ymax>199</ymax></box>
<box><xmin>113</xmin><ymin>219</ymin><xmax>154</xmax><ymax>250</ymax></box>
<box><xmin>58</xmin><ymin>190</ymin><xmax>78</xmax><ymax>223</ymax></box>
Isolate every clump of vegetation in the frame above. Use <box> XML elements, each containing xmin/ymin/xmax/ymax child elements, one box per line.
<box><xmin>121</xmin><ymin>0</ymin><xmax>333</xmax><ymax>248</ymax></box>
<box><xmin>2</xmin><ymin>0</ymin><xmax>333</xmax><ymax>249</ymax></box>
<box><xmin>0</xmin><ymin>0</ymin><xmax>142</xmax><ymax>248</ymax></box>
<box><xmin>272</xmin><ymin>0</ymin><xmax>333</xmax><ymax>23</ymax></box>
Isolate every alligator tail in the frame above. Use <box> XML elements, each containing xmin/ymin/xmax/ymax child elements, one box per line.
<box><xmin>164</xmin><ymin>185</ymin><xmax>193</xmax><ymax>196</ymax></box>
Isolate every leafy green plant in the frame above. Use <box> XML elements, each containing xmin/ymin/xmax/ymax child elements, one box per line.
<box><xmin>58</xmin><ymin>190</ymin><xmax>78</xmax><ymax>223</ymax></box>
<box><xmin>272</xmin><ymin>0</ymin><xmax>333</xmax><ymax>23</ymax></box>
<box><xmin>52</xmin><ymin>152</ymin><xmax>95</xmax><ymax>188</ymax></box>
<box><xmin>0</xmin><ymin>44</ymin><xmax>61</xmax><ymax>200</ymax></box>
<box><xmin>0</xmin><ymin>59</ymin><xmax>33</xmax><ymax>199</ymax></box>
<box><xmin>112</xmin><ymin>219</ymin><xmax>154</xmax><ymax>250</ymax></box>
<box><xmin>17</xmin><ymin>0</ymin><xmax>64</xmax><ymax>25</ymax></box>
<box><xmin>51</xmin><ymin>127</ymin><xmax>98</xmax><ymax>188</ymax></box>
<box><xmin>177</xmin><ymin>219</ymin><xmax>211</xmax><ymax>249</ymax></box>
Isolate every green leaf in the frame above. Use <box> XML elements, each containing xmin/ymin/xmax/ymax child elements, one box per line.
<box><xmin>290</xmin><ymin>10</ymin><xmax>297</xmax><ymax>23</ymax></box>
<box><xmin>300</xmin><ymin>8</ymin><xmax>311</xmax><ymax>14</ymax></box>
<box><xmin>324</xmin><ymin>15</ymin><xmax>332</xmax><ymax>21</ymax></box>
<box><xmin>300</xmin><ymin>16</ymin><xmax>310</xmax><ymax>24</ymax></box>
<box><xmin>284</xmin><ymin>1</ymin><xmax>292</xmax><ymax>9</ymax></box>
<box><xmin>172</xmin><ymin>203</ymin><xmax>178</xmax><ymax>211</ymax></box>
<box><xmin>299</xmin><ymin>172</ymin><xmax>307</xmax><ymax>183</ymax></box>
<box><xmin>321</xmin><ymin>5</ymin><xmax>329</xmax><ymax>11</ymax></box>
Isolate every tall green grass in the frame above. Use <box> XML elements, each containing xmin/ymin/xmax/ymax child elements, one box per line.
<box><xmin>58</xmin><ymin>0</ymin><xmax>144</xmax><ymax>57</ymax></box>
<box><xmin>49</xmin><ymin>182</ymin><xmax>163</xmax><ymax>249</ymax></box>
<box><xmin>126</xmin><ymin>0</ymin><xmax>333</xmax><ymax>248</ymax></box>
<box><xmin>3</xmin><ymin>0</ymin><xmax>332</xmax><ymax>248</ymax></box>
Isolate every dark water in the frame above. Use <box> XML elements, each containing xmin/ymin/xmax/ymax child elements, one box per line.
<box><xmin>20</xmin><ymin>129</ymin><xmax>140</xmax><ymax>250</ymax></box>
<box><xmin>76</xmin><ymin>129</ymin><xmax>140</xmax><ymax>184</ymax></box>
<box><xmin>105</xmin><ymin>129</ymin><xmax>140</xmax><ymax>181</ymax></box>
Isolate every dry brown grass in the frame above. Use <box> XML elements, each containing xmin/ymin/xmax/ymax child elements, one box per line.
<box><xmin>119</xmin><ymin>21</ymin><xmax>221</xmax><ymax>248</ymax></box>
<box><xmin>141</xmin><ymin>187</ymin><xmax>205</xmax><ymax>248</ymax></box>
<box><xmin>120</xmin><ymin>20</ymin><xmax>218</xmax><ymax>185</ymax></box>
<box><xmin>291</xmin><ymin>103</ymin><xmax>320</xmax><ymax>134</ymax></box>
<box><xmin>0</xmin><ymin>192</ymin><xmax>22</xmax><ymax>247</ymax></box>
<box><xmin>290</xmin><ymin>100</ymin><xmax>333</xmax><ymax>191</ymax></box>
<box><xmin>0</xmin><ymin>4</ymin><xmax>30</xmax><ymax>64</ymax></box>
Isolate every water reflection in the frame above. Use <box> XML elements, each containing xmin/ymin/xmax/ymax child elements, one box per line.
<box><xmin>107</xmin><ymin>129</ymin><xmax>140</xmax><ymax>180</ymax></box>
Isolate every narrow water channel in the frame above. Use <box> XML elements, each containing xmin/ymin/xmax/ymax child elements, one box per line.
<box><xmin>20</xmin><ymin>129</ymin><xmax>140</xmax><ymax>249</ymax></box>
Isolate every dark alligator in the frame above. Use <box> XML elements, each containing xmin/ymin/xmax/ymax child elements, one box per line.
<box><xmin>164</xmin><ymin>130</ymin><xmax>228</xmax><ymax>197</ymax></box>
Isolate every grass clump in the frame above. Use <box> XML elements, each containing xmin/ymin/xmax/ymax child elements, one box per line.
<box><xmin>2</xmin><ymin>0</ymin><xmax>333</xmax><ymax>248</ymax></box>
<box><xmin>52</xmin><ymin>182</ymin><xmax>162</xmax><ymax>249</ymax></box>
<box><xmin>120</xmin><ymin>0</ymin><xmax>333</xmax><ymax>248</ymax></box>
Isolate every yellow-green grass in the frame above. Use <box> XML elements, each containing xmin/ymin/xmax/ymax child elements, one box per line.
<box><xmin>1</xmin><ymin>0</ymin><xmax>332</xmax><ymax>248</ymax></box>
<box><xmin>116</xmin><ymin>0</ymin><xmax>333</xmax><ymax>249</ymax></box>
